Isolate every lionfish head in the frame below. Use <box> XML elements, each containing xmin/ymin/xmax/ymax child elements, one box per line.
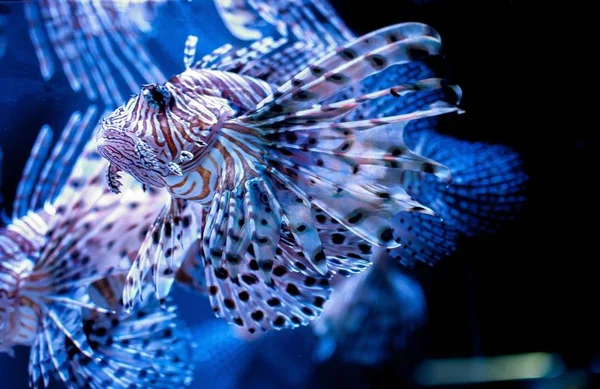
<box><xmin>96</xmin><ymin>88</ymin><xmax>170</xmax><ymax>192</ymax></box>
<box><xmin>97</xmin><ymin>79</ymin><xmax>220</xmax><ymax>192</ymax></box>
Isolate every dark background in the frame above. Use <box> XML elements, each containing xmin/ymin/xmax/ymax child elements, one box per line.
<box><xmin>321</xmin><ymin>0</ymin><xmax>595</xmax><ymax>386</ymax></box>
<box><xmin>0</xmin><ymin>0</ymin><xmax>594</xmax><ymax>388</ymax></box>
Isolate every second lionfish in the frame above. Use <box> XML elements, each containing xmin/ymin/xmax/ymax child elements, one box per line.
<box><xmin>0</xmin><ymin>108</ymin><xmax>194</xmax><ymax>388</ymax></box>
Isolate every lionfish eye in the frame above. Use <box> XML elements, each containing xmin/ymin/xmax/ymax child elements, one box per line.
<box><xmin>142</xmin><ymin>83</ymin><xmax>171</xmax><ymax>109</ymax></box>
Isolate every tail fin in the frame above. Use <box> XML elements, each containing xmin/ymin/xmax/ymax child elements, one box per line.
<box><xmin>405</xmin><ymin>129</ymin><xmax>528</xmax><ymax>235</ymax></box>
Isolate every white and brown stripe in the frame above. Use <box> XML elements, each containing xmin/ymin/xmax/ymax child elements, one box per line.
<box><xmin>0</xmin><ymin>209</ymin><xmax>51</xmax><ymax>351</ymax></box>
<box><xmin>102</xmin><ymin>69</ymin><xmax>273</xmax><ymax>202</ymax></box>
<box><xmin>0</xmin><ymin>255</ymin><xmax>39</xmax><ymax>350</ymax></box>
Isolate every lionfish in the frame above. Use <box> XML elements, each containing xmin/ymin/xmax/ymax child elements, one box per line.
<box><xmin>22</xmin><ymin>0</ymin><xmax>175</xmax><ymax>106</ymax></box>
<box><xmin>96</xmin><ymin>13</ymin><xmax>465</xmax><ymax>335</ymax></box>
<box><xmin>0</xmin><ymin>106</ymin><xmax>194</xmax><ymax>388</ymax></box>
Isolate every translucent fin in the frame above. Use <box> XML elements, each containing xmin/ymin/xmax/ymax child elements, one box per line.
<box><xmin>30</xmin><ymin>276</ymin><xmax>195</xmax><ymax>388</ymax></box>
<box><xmin>176</xmin><ymin>194</ymin><xmax>333</xmax><ymax>333</ymax></box>
<box><xmin>214</xmin><ymin>0</ymin><xmax>354</xmax><ymax>47</ymax></box>
<box><xmin>25</xmin><ymin>0</ymin><xmax>167</xmax><ymax>103</ymax></box>
<box><xmin>404</xmin><ymin>129</ymin><xmax>529</xmax><ymax>235</ymax></box>
<box><xmin>124</xmin><ymin>199</ymin><xmax>200</xmax><ymax>310</ymax></box>
<box><xmin>14</xmin><ymin>106</ymin><xmax>98</xmax><ymax>219</ymax></box>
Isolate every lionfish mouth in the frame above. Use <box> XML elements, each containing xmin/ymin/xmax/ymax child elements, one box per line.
<box><xmin>96</xmin><ymin>124</ymin><xmax>166</xmax><ymax>192</ymax></box>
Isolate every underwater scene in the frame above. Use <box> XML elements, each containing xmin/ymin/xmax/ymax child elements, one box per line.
<box><xmin>0</xmin><ymin>0</ymin><xmax>594</xmax><ymax>388</ymax></box>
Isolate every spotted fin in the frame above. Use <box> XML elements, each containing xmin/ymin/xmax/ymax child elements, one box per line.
<box><xmin>203</xmin><ymin>239</ymin><xmax>332</xmax><ymax>333</ymax></box>
<box><xmin>266</xmin><ymin>170</ymin><xmax>328</xmax><ymax>275</ymax></box>
<box><xmin>227</xmin><ymin>25</ymin><xmax>462</xmax><ymax>249</ymax></box>
<box><xmin>31</xmin><ymin>276</ymin><xmax>194</xmax><ymax>388</ymax></box>
<box><xmin>175</xmin><ymin>181</ymin><xmax>333</xmax><ymax>333</ymax></box>
<box><xmin>404</xmin><ymin>129</ymin><xmax>529</xmax><ymax>235</ymax></box>
<box><xmin>164</xmin><ymin>192</ymin><xmax>332</xmax><ymax>333</ymax></box>
<box><xmin>355</xmin><ymin>66</ymin><xmax>457</xmax><ymax>120</ymax></box>
<box><xmin>202</xmin><ymin>191</ymin><xmax>231</xmax><ymax>271</ymax></box>
<box><xmin>124</xmin><ymin>198</ymin><xmax>200</xmax><ymax>310</ymax></box>
<box><xmin>245</xmin><ymin>22</ymin><xmax>443</xmax><ymax>119</ymax></box>
<box><xmin>312</xmin><ymin>206</ymin><xmax>373</xmax><ymax>276</ymax></box>
<box><xmin>259</xmin><ymin>113</ymin><xmax>456</xmax><ymax>248</ymax></box>
<box><xmin>244</xmin><ymin>177</ymin><xmax>282</xmax><ymax>282</ymax></box>
<box><xmin>270</xmin><ymin>79</ymin><xmax>460</xmax><ymax>126</ymax></box>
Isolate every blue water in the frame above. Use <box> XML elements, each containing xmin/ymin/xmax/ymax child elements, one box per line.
<box><xmin>0</xmin><ymin>1</ymin><xmax>590</xmax><ymax>389</ymax></box>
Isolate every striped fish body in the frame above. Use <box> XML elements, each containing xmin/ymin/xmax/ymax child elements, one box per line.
<box><xmin>98</xmin><ymin>69</ymin><xmax>273</xmax><ymax>200</ymax></box>
<box><xmin>133</xmin><ymin>0</ymin><xmax>527</xmax><ymax>337</ymax></box>
<box><xmin>158</xmin><ymin>68</ymin><xmax>274</xmax><ymax>202</ymax></box>
<box><xmin>0</xmin><ymin>253</ymin><xmax>38</xmax><ymax>354</ymax></box>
